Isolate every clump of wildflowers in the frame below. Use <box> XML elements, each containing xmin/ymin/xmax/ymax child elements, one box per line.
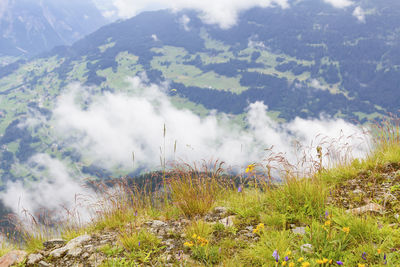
<box><xmin>191</xmin><ymin>234</ymin><xmax>209</xmax><ymax>247</ymax></box>
<box><xmin>184</xmin><ymin>234</ymin><xmax>209</xmax><ymax>249</ymax></box>
<box><xmin>315</xmin><ymin>258</ymin><xmax>329</xmax><ymax>264</ymax></box>
<box><xmin>253</xmin><ymin>223</ymin><xmax>265</xmax><ymax>235</ymax></box>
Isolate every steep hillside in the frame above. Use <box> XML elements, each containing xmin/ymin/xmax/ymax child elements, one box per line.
<box><xmin>0</xmin><ymin>0</ymin><xmax>400</xmax><ymax>196</ymax></box>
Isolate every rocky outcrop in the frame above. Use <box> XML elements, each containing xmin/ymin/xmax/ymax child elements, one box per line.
<box><xmin>8</xmin><ymin>206</ymin><xmax>263</xmax><ymax>267</ymax></box>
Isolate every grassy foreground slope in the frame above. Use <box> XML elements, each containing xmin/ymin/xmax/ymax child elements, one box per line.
<box><xmin>3</xmin><ymin>121</ymin><xmax>400</xmax><ymax>266</ymax></box>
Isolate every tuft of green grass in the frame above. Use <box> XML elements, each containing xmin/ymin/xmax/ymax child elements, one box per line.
<box><xmin>185</xmin><ymin>220</ymin><xmax>213</xmax><ymax>241</ymax></box>
<box><xmin>119</xmin><ymin>229</ymin><xmax>163</xmax><ymax>264</ymax></box>
<box><xmin>239</xmin><ymin>230</ymin><xmax>296</xmax><ymax>266</ymax></box>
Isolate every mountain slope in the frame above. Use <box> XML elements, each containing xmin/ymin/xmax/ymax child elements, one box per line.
<box><xmin>0</xmin><ymin>0</ymin><xmax>107</xmax><ymax>60</ymax></box>
<box><xmin>0</xmin><ymin>0</ymin><xmax>400</xmax><ymax>187</ymax></box>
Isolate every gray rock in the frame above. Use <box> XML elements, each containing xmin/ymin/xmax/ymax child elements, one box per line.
<box><xmin>245</xmin><ymin>226</ymin><xmax>254</xmax><ymax>232</ymax></box>
<box><xmin>292</xmin><ymin>227</ymin><xmax>306</xmax><ymax>235</ymax></box>
<box><xmin>27</xmin><ymin>253</ymin><xmax>43</xmax><ymax>265</ymax></box>
<box><xmin>68</xmin><ymin>247</ymin><xmax>82</xmax><ymax>257</ymax></box>
<box><xmin>82</xmin><ymin>252</ymin><xmax>90</xmax><ymax>259</ymax></box>
<box><xmin>346</xmin><ymin>203</ymin><xmax>384</xmax><ymax>215</ymax></box>
<box><xmin>38</xmin><ymin>261</ymin><xmax>51</xmax><ymax>267</ymax></box>
<box><xmin>65</xmin><ymin>234</ymin><xmax>91</xmax><ymax>250</ymax></box>
<box><xmin>300</xmin><ymin>243</ymin><xmax>313</xmax><ymax>254</ymax></box>
<box><xmin>43</xmin><ymin>239</ymin><xmax>66</xmax><ymax>248</ymax></box>
<box><xmin>352</xmin><ymin>189</ymin><xmax>363</xmax><ymax>194</ymax></box>
<box><xmin>49</xmin><ymin>246</ymin><xmax>68</xmax><ymax>258</ymax></box>
<box><xmin>219</xmin><ymin>216</ymin><xmax>236</xmax><ymax>227</ymax></box>
<box><xmin>88</xmin><ymin>253</ymin><xmax>105</xmax><ymax>265</ymax></box>
<box><xmin>214</xmin><ymin>206</ymin><xmax>228</xmax><ymax>214</ymax></box>
<box><xmin>147</xmin><ymin>220</ymin><xmax>168</xmax><ymax>227</ymax></box>
<box><xmin>49</xmin><ymin>234</ymin><xmax>91</xmax><ymax>258</ymax></box>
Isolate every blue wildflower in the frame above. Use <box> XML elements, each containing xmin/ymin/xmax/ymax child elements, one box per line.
<box><xmin>336</xmin><ymin>261</ymin><xmax>343</xmax><ymax>265</ymax></box>
<box><xmin>272</xmin><ymin>250</ymin><xmax>279</xmax><ymax>262</ymax></box>
<box><xmin>362</xmin><ymin>252</ymin><xmax>367</xmax><ymax>260</ymax></box>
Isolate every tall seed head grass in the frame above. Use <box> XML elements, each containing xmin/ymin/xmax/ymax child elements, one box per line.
<box><xmin>168</xmin><ymin>160</ymin><xmax>226</xmax><ymax>218</ymax></box>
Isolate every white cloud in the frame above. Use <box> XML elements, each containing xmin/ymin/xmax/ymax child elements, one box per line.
<box><xmin>353</xmin><ymin>6</ymin><xmax>366</xmax><ymax>23</ymax></box>
<box><xmin>180</xmin><ymin>14</ymin><xmax>191</xmax><ymax>31</ymax></box>
<box><xmin>51</xmin><ymin>76</ymin><xmax>368</xmax><ymax>172</ymax></box>
<box><xmin>107</xmin><ymin>0</ymin><xmax>289</xmax><ymax>29</ymax></box>
<box><xmin>323</xmin><ymin>0</ymin><xmax>353</xmax><ymax>9</ymax></box>
<box><xmin>0</xmin><ymin>76</ymin><xmax>369</xmax><ymax>222</ymax></box>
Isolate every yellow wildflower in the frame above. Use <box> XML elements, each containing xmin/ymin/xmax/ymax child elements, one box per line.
<box><xmin>285</xmin><ymin>251</ymin><xmax>292</xmax><ymax>256</ymax></box>
<box><xmin>316</xmin><ymin>259</ymin><xmax>324</xmax><ymax>264</ymax></box>
<box><xmin>302</xmin><ymin>262</ymin><xmax>310</xmax><ymax>267</ymax></box>
<box><xmin>298</xmin><ymin>257</ymin><xmax>304</xmax><ymax>262</ymax></box>
<box><xmin>358</xmin><ymin>264</ymin><xmax>366</xmax><ymax>267</ymax></box>
<box><xmin>323</xmin><ymin>258</ymin><xmax>329</xmax><ymax>263</ymax></box>
<box><xmin>324</xmin><ymin>220</ymin><xmax>331</xmax><ymax>227</ymax></box>
<box><xmin>282</xmin><ymin>262</ymin><xmax>287</xmax><ymax>266</ymax></box>
<box><xmin>289</xmin><ymin>263</ymin><xmax>295</xmax><ymax>267</ymax></box>
<box><xmin>342</xmin><ymin>227</ymin><xmax>350</xmax><ymax>234</ymax></box>
<box><xmin>377</xmin><ymin>248</ymin><xmax>381</xmax><ymax>254</ymax></box>
<box><xmin>245</xmin><ymin>164</ymin><xmax>256</xmax><ymax>173</ymax></box>
<box><xmin>253</xmin><ymin>223</ymin><xmax>265</xmax><ymax>234</ymax></box>
<box><xmin>329</xmin><ymin>259</ymin><xmax>333</xmax><ymax>264</ymax></box>
<box><xmin>192</xmin><ymin>234</ymin><xmax>197</xmax><ymax>239</ymax></box>
<box><xmin>184</xmin><ymin>241</ymin><xmax>194</xmax><ymax>247</ymax></box>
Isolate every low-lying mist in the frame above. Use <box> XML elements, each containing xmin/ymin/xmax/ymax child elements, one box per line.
<box><xmin>0</xmin><ymin>75</ymin><xmax>369</xmax><ymax>225</ymax></box>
